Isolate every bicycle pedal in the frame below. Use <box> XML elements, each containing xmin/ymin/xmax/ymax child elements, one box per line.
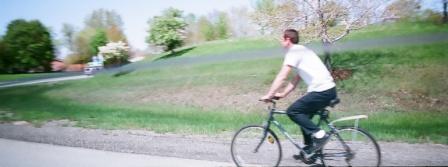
<box><xmin>293</xmin><ymin>154</ymin><xmax>302</xmax><ymax>160</ymax></box>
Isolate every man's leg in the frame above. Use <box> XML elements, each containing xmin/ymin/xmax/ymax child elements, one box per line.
<box><xmin>287</xmin><ymin>89</ymin><xmax>337</xmax><ymax>153</ymax></box>
<box><xmin>301</xmin><ymin>114</ymin><xmax>314</xmax><ymax>147</ymax></box>
<box><xmin>286</xmin><ymin>94</ymin><xmax>321</xmax><ymax>137</ymax></box>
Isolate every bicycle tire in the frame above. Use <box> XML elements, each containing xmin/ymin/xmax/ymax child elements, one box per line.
<box><xmin>231</xmin><ymin>125</ymin><xmax>282</xmax><ymax>167</ymax></box>
<box><xmin>321</xmin><ymin>127</ymin><xmax>381</xmax><ymax>167</ymax></box>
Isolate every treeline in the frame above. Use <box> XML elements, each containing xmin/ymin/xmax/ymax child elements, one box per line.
<box><xmin>0</xmin><ymin>9</ymin><xmax>129</xmax><ymax>73</ymax></box>
<box><xmin>61</xmin><ymin>9</ymin><xmax>128</xmax><ymax>65</ymax></box>
<box><xmin>146</xmin><ymin>7</ymin><xmax>255</xmax><ymax>53</ymax></box>
<box><xmin>0</xmin><ymin>0</ymin><xmax>446</xmax><ymax>73</ymax></box>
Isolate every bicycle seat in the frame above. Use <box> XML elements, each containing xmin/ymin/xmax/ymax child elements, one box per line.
<box><xmin>328</xmin><ymin>98</ymin><xmax>340</xmax><ymax>108</ymax></box>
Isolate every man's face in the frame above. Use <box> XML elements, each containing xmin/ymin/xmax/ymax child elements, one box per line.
<box><xmin>281</xmin><ymin>37</ymin><xmax>291</xmax><ymax>48</ymax></box>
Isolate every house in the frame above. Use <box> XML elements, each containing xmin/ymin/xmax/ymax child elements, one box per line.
<box><xmin>51</xmin><ymin>59</ymin><xmax>66</xmax><ymax>71</ymax></box>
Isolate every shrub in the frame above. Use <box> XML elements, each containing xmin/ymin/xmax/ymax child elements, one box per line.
<box><xmin>98</xmin><ymin>41</ymin><xmax>129</xmax><ymax>66</ymax></box>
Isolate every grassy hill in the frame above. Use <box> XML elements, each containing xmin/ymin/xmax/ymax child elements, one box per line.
<box><xmin>149</xmin><ymin>21</ymin><xmax>448</xmax><ymax>60</ymax></box>
<box><xmin>0</xmin><ymin>22</ymin><xmax>447</xmax><ymax>144</ymax></box>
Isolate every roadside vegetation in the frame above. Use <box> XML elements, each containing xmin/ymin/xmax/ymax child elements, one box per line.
<box><xmin>1</xmin><ymin>25</ymin><xmax>447</xmax><ymax>143</ymax></box>
<box><xmin>150</xmin><ymin>20</ymin><xmax>448</xmax><ymax>60</ymax></box>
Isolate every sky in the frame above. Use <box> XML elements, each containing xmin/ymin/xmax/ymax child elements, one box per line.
<box><xmin>0</xmin><ymin>0</ymin><xmax>254</xmax><ymax>57</ymax></box>
<box><xmin>0</xmin><ymin>0</ymin><xmax>444</xmax><ymax>57</ymax></box>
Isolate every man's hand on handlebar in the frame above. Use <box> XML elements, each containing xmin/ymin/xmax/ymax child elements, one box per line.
<box><xmin>259</xmin><ymin>94</ymin><xmax>282</xmax><ymax>103</ymax></box>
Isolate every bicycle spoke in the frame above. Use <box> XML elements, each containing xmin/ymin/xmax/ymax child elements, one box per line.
<box><xmin>231</xmin><ymin>125</ymin><xmax>282</xmax><ymax>167</ymax></box>
<box><xmin>321</xmin><ymin>127</ymin><xmax>381</xmax><ymax>166</ymax></box>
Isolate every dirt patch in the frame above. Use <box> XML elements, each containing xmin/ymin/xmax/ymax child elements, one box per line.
<box><xmin>126</xmin><ymin>84</ymin><xmax>311</xmax><ymax>112</ymax></box>
<box><xmin>137</xmin><ymin>85</ymin><xmax>269</xmax><ymax>112</ymax></box>
<box><xmin>390</xmin><ymin>89</ymin><xmax>447</xmax><ymax>111</ymax></box>
<box><xmin>331</xmin><ymin>68</ymin><xmax>353</xmax><ymax>81</ymax></box>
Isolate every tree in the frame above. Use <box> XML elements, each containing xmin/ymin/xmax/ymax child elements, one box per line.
<box><xmin>84</xmin><ymin>9</ymin><xmax>127</xmax><ymax>45</ymax></box>
<box><xmin>3</xmin><ymin>19</ymin><xmax>55</xmax><ymax>73</ymax></box>
<box><xmin>106</xmin><ymin>25</ymin><xmax>127</xmax><ymax>42</ymax></box>
<box><xmin>251</xmin><ymin>0</ymin><xmax>385</xmax><ymax>70</ymax></box>
<box><xmin>84</xmin><ymin>9</ymin><xmax>123</xmax><ymax>30</ymax></box>
<box><xmin>251</xmin><ymin>0</ymin><xmax>278</xmax><ymax>34</ymax></box>
<box><xmin>61</xmin><ymin>23</ymin><xmax>76</xmax><ymax>52</ymax></box>
<box><xmin>147</xmin><ymin>8</ymin><xmax>187</xmax><ymax>52</ymax></box>
<box><xmin>98</xmin><ymin>41</ymin><xmax>129</xmax><ymax>66</ymax></box>
<box><xmin>198</xmin><ymin>16</ymin><xmax>215</xmax><ymax>41</ymax></box>
<box><xmin>444</xmin><ymin>0</ymin><xmax>447</xmax><ymax>23</ymax></box>
<box><xmin>66</xmin><ymin>9</ymin><xmax>128</xmax><ymax>65</ymax></box>
<box><xmin>383</xmin><ymin>0</ymin><xmax>421</xmax><ymax>21</ymax></box>
<box><xmin>0</xmin><ymin>38</ymin><xmax>6</xmax><ymax>73</ymax></box>
<box><xmin>89</xmin><ymin>30</ymin><xmax>108</xmax><ymax>55</ymax></box>
<box><xmin>71</xmin><ymin>28</ymin><xmax>96</xmax><ymax>63</ymax></box>
<box><xmin>183</xmin><ymin>13</ymin><xmax>201</xmax><ymax>45</ymax></box>
<box><xmin>228</xmin><ymin>7</ymin><xmax>259</xmax><ymax>38</ymax></box>
<box><xmin>215</xmin><ymin>11</ymin><xmax>230</xmax><ymax>39</ymax></box>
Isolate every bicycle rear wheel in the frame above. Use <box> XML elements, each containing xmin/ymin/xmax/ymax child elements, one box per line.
<box><xmin>231</xmin><ymin>125</ymin><xmax>282</xmax><ymax>167</ymax></box>
<box><xmin>321</xmin><ymin>127</ymin><xmax>381</xmax><ymax>166</ymax></box>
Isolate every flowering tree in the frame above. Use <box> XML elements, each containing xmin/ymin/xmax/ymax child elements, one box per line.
<box><xmin>251</xmin><ymin>0</ymin><xmax>385</xmax><ymax>70</ymax></box>
<box><xmin>147</xmin><ymin>8</ymin><xmax>187</xmax><ymax>53</ymax></box>
<box><xmin>98</xmin><ymin>41</ymin><xmax>129</xmax><ymax>66</ymax></box>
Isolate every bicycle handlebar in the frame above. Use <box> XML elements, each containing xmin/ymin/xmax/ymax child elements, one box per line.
<box><xmin>259</xmin><ymin>96</ymin><xmax>281</xmax><ymax>109</ymax></box>
<box><xmin>259</xmin><ymin>96</ymin><xmax>280</xmax><ymax>102</ymax></box>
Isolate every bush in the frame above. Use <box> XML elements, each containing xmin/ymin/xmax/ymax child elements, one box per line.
<box><xmin>2</xmin><ymin>19</ymin><xmax>55</xmax><ymax>73</ymax></box>
<box><xmin>98</xmin><ymin>41</ymin><xmax>129</xmax><ymax>66</ymax></box>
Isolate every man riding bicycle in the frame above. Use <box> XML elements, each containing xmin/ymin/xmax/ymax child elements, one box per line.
<box><xmin>260</xmin><ymin>29</ymin><xmax>337</xmax><ymax>155</ymax></box>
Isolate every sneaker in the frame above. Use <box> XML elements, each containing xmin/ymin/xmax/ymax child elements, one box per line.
<box><xmin>309</xmin><ymin>133</ymin><xmax>330</xmax><ymax>152</ymax></box>
<box><xmin>293</xmin><ymin>145</ymin><xmax>311</xmax><ymax>160</ymax></box>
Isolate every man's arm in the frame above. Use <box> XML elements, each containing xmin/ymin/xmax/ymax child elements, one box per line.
<box><xmin>275</xmin><ymin>74</ymin><xmax>300</xmax><ymax>98</ymax></box>
<box><xmin>261</xmin><ymin>65</ymin><xmax>293</xmax><ymax>100</ymax></box>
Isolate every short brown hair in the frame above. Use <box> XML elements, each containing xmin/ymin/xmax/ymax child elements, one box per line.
<box><xmin>283</xmin><ymin>29</ymin><xmax>299</xmax><ymax>44</ymax></box>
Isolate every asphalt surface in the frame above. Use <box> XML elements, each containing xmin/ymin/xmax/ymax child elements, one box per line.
<box><xmin>0</xmin><ymin>138</ymin><xmax>232</xmax><ymax>167</ymax></box>
<box><xmin>0</xmin><ymin>75</ymin><xmax>92</xmax><ymax>89</ymax></box>
<box><xmin>1</xmin><ymin>122</ymin><xmax>447</xmax><ymax>166</ymax></box>
<box><xmin>0</xmin><ymin>72</ymin><xmax>83</xmax><ymax>87</ymax></box>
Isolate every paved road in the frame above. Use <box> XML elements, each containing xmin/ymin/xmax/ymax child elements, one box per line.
<box><xmin>0</xmin><ymin>75</ymin><xmax>92</xmax><ymax>89</ymax></box>
<box><xmin>0</xmin><ymin>72</ymin><xmax>83</xmax><ymax>86</ymax></box>
<box><xmin>0</xmin><ymin>138</ymin><xmax>232</xmax><ymax>167</ymax></box>
<box><xmin>1</xmin><ymin>123</ymin><xmax>447</xmax><ymax>166</ymax></box>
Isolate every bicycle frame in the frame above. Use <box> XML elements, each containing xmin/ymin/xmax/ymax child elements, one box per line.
<box><xmin>254</xmin><ymin>101</ymin><xmax>369</xmax><ymax>159</ymax></box>
<box><xmin>254</xmin><ymin>101</ymin><xmax>307</xmax><ymax>154</ymax></box>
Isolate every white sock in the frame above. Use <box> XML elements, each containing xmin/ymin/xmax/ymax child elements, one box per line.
<box><xmin>313</xmin><ymin>130</ymin><xmax>326</xmax><ymax>139</ymax></box>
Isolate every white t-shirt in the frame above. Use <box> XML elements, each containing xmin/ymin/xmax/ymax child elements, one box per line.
<box><xmin>283</xmin><ymin>44</ymin><xmax>335</xmax><ymax>92</ymax></box>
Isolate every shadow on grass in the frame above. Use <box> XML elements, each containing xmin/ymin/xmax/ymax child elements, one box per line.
<box><xmin>155</xmin><ymin>47</ymin><xmax>196</xmax><ymax>61</ymax></box>
<box><xmin>112</xmin><ymin>69</ymin><xmax>135</xmax><ymax>77</ymax></box>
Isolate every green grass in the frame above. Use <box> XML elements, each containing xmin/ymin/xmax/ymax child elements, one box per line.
<box><xmin>360</xmin><ymin>111</ymin><xmax>448</xmax><ymax>144</ymax></box>
<box><xmin>0</xmin><ymin>85</ymin><xmax>446</xmax><ymax>144</ymax></box>
<box><xmin>147</xmin><ymin>21</ymin><xmax>448</xmax><ymax>60</ymax></box>
<box><xmin>151</xmin><ymin>37</ymin><xmax>278</xmax><ymax>60</ymax></box>
<box><xmin>0</xmin><ymin>22</ymin><xmax>447</xmax><ymax>144</ymax></box>
<box><xmin>0</xmin><ymin>85</ymin><xmax>263</xmax><ymax>134</ymax></box>
<box><xmin>343</xmin><ymin>21</ymin><xmax>448</xmax><ymax>41</ymax></box>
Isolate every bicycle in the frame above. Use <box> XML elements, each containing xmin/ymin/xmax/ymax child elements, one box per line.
<box><xmin>230</xmin><ymin>98</ymin><xmax>381</xmax><ymax>166</ymax></box>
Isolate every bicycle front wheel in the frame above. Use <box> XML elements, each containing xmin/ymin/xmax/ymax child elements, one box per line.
<box><xmin>321</xmin><ymin>127</ymin><xmax>381</xmax><ymax>167</ymax></box>
<box><xmin>231</xmin><ymin>125</ymin><xmax>282</xmax><ymax>167</ymax></box>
